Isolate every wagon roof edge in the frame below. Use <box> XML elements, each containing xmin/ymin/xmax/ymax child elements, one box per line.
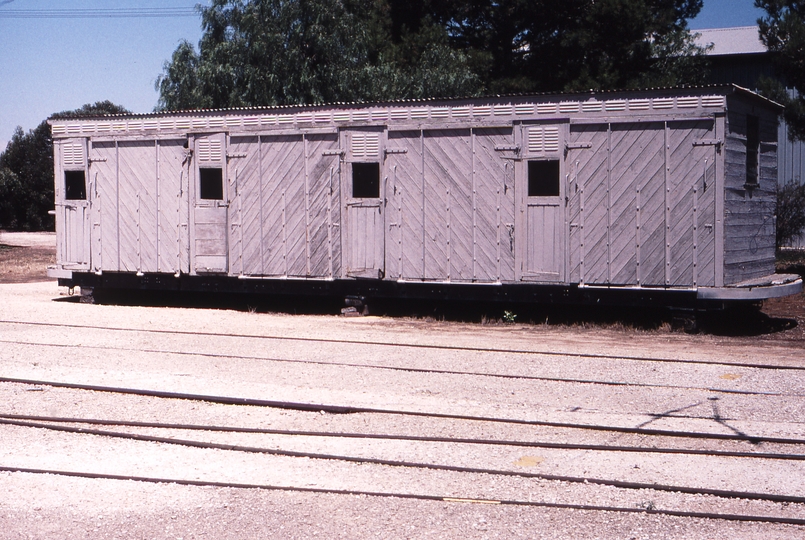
<box><xmin>47</xmin><ymin>84</ymin><xmax>781</xmax><ymax>123</ymax></box>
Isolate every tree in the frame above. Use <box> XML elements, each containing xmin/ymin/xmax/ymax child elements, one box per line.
<box><xmin>777</xmin><ymin>180</ymin><xmax>805</xmax><ymax>247</ymax></box>
<box><xmin>757</xmin><ymin>0</ymin><xmax>805</xmax><ymax>140</ymax></box>
<box><xmin>0</xmin><ymin>101</ymin><xmax>129</xmax><ymax>232</ymax></box>
<box><xmin>156</xmin><ymin>0</ymin><xmax>481</xmax><ymax>110</ymax></box>
<box><xmin>426</xmin><ymin>0</ymin><xmax>708</xmax><ymax>93</ymax></box>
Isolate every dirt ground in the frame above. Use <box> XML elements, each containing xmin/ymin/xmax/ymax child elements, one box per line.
<box><xmin>0</xmin><ymin>231</ymin><xmax>56</xmax><ymax>284</ymax></box>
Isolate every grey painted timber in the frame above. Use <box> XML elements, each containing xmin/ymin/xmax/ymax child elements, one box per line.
<box><xmin>48</xmin><ymin>85</ymin><xmax>802</xmax><ymax>303</ymax></box>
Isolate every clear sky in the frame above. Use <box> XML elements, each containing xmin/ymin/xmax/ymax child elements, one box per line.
<box><xmin>0</xmin><ymin>0</ymin><xmax>770</xmax><ymax>152</ymax></box>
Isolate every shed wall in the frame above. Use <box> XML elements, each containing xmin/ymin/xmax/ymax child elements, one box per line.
<box><xmin>723</xmin><ymin>96</ymin><xmax>777</xmax><ymax>284</ymax></box>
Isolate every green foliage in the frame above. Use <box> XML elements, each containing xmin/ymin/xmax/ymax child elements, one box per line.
<box><xmin>777</xmin><ymin>180</ymin><xmax>805</xmax><ymax>247</ymax></box>
<box><xmin>156</xmin><ymin>0</ymin><xmax>480</xmax><ymax>110</ymax></box>
<box><xmin>0</xmin><ymin>101</ymin><xmax>129</xmax><ymax>232</ymax></box>
<box><xmin>758</xmin><ymin>1</ymin><xmax>805</xmax><ymax>140</ymax></box>
<box><xmin>439</xmin><ymin>0</ymin><xmax>707</xmax><ymax>93</ymax></box>
<box><xmin>157</xmin><ymin>0</ymin><xmax>704</xmax><ymax>110</ymax></box>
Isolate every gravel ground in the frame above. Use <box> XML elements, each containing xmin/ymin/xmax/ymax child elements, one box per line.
<box><xmin>1</xmin><ymin>232</ymin><xmax>805</xmax><ymax>538</ymax></box>
<box><xmin>1</xmin><ymin>279</ymin><xmax>805</xmax><ymax>538</ymax></box>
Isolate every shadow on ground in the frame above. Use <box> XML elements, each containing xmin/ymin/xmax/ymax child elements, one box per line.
<box><xmin>61</xmin><ymin>287</ymin><xmax>799</xmax><ymax>337</ymax></box>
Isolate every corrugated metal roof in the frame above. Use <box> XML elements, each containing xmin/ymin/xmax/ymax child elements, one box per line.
<box><xmin>48</xmin><ymin>84</ymin><xmax>780</xmax><ymax>124</ymax></box>
<box><xmin>693</xmin><ymin>26</ymin><xmax>767</xmax><ymax>56</ymax></box>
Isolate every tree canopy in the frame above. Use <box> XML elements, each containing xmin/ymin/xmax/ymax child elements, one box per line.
<box><xmin>757</xmin><ymin>0</ymin><xmax>805</xmax><ymax>140</ymax></box>
<box><xmin>156</xmin><ymin>0</ymin><xmax>707</xmax><ymax>111</ymax></box>
<box><xmin>0</xmin><ymin>101</ymin><xmax>129</xmax><ymax>232</ymax></box>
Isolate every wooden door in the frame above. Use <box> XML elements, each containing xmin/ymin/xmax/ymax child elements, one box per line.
<box><xmin>58</xmin><ymin>139</ymin><xmax>90</xmax><ymax>270</ymax></box>
<box><xmin>342</xmin><ymin>130</ymin><xmax>384</xmax><ymax>278</ymax></box>
<box><xmin>518</xmin><ymin>125</ymin><xmax>565</xmax><ymax>282</ymax></box>
<box><xmin>192</xmin><ymin>134</ymin><xmax>228</xmax><ymax>273</ymax></box>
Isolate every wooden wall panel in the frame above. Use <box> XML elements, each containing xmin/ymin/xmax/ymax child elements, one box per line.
<box><xmin>228</xmin><ymin>136</ymin><xmax>259</xmax><ymax>275</ymax></box>
<box><xmin>157</xmin><ymin>140</ymin><xmax>185</xmax><ymax>274</ymax></box>
<box><xmin>473</xmin><ymin>128</ymin><xmax>514</xmax><ymax>282</ymax></box>
<box><xmin>118</xmin><ymin>141</ymin><xmax>157</xmax><ymax>273</ymax></box>
<box><xmin>422</xmin><ymin>131</ymin><xmax>450</xmax><ymax>279</ymax></box>
<box><xmin>610</xmin><ymin>123</ymin><xmax>665</xmax><ymax>285</ymax></box>
<box><xmin>89</xmin><ymin>141</ymin><xmax>118</xmax><ymax>272</ymax></box>
<box><xmin>567</xmin><ymin>125</ymin><xmax>608</xmax><ymax>284</ymax></box>
<box><xmin>387</xmin><ymin>131</ymin><xmax>424</xmax><ymax>280</ymax></box>
<box><xmin>306</xmin><ymin>134</ymin><xmax>339</xmax><ymax>278</ymax></box>
<box><xmin>668</xmin><ymin>121</ymin><xmax>717</xmax><ymax>286</ymax></box>
<box><xmin>423</xmin><ymin>130</ymin><xmax>472</xmax><ymax>280</ymax></box>
<box><xmin>260</xmin><ymin>135</ymin><xmax>304</xmax><ymax>276</ymax></box>
<box><xmin>723</xmin><ymin>101</ymin><xmax>777</xmax><ymax>284</ymax></box>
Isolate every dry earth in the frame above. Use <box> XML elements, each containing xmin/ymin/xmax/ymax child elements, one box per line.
<box><xmin>1</xmin><ymin>231</ymin><xmax>805</xmax><ymax>539</ymax></box>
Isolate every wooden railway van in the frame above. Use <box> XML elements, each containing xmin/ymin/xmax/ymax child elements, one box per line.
<box><xmin>48</xmin><ymin>85</ymin><xmax>802</xmax><ymax>308</ymax></box>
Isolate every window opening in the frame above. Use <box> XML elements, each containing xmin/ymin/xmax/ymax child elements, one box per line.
<box><xmin>352</xmin><ymin>162</ymin><xmax>380</xmax><ymax>198</ymax></box>
<box><xmin>528</xmin><ymin>160</ymin><xmax>560</xmax><ymax>197</ymax></box>
<box><xmin>199</xmin><ymin>168</ymin><xmax>224</xmax><ymax>200</ymax></box>
<box><xmin>64</xmin><ymin>171</ymin><xmax>86</xmax><ymax>200</ymax></box>
<box><xmin>746</xmin><ymin>115</ymin><xmax>759</xmax><ymax>187</ymax></box>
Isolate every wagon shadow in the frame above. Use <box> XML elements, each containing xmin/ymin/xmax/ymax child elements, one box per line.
<box><xmin>82</xmin><ymin>290</ymin><xmax>797</xmax><ymax>336</ymax></box>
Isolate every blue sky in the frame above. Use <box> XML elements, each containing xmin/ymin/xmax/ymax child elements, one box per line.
<box><xmin>0</xmin><ymin>0</ymin><xmax>768</xmax><ymax>151</ymax></box>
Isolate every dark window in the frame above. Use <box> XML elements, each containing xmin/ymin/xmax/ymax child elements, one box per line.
<box><xmin>200</xmin><ymin>168</ymin><xmax>224</xmax><ymax>200</ymax></box>
<box><xmin>746</xmin><ymin>115</ymin><xmax>759</xmax><ymax>186</ymax></box>
<box><xmin>64</xmin><ymin>171</ymin><xmax>86</xmax><ymax>200</ymax></box>
<box><xmin>352</xmin><ymin>162</ymin><xmax>380</xmax><ymax>198</ymax></box>
<box><xmin>528</xmin><ymin>160</ymin><xmax>560</xmax><ymax>197</ymax></box>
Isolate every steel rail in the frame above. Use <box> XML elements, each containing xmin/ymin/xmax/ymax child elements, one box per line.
<box><xmin>4</xmin><ymin>413</ymin><xmax>805</xmax><ymax>461</ymax></box>
<box><xmin>2</xmin><ymin>466</ymin><xmax>804</xmax><ymax>526</ymax></box>
<box><xmin>1</xmin><ymin>318</ymin><xmax>801</xmax><ymax>371</ymax></box>
<box><xmin>5</xmin><ymin>417</ymin><xmax>805</xmax><ymax>507</ymax></box>
<box><xmin>2</xmin><ymin>376</ymin><xmax>804</xmax><ymax>445</ymax></box>
<box><xmin>1</xmin><ymin>338</ymin><xmax>798</xmax><ymax>398</ymax></box>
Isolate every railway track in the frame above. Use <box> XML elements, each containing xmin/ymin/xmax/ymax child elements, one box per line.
<box><xmin>2</xmin><ymin>311</ymin><xmax>805</xmax><ymax>532</ymax></box>
<box><xmin>1</xmin><ymin>318</ymin><xmax>802</xmax><ymax>370</ymax></box>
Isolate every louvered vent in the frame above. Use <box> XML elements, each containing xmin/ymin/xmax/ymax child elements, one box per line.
<box><xmin>351</xmin><ymin>133</ymin><xmax>380</xmax><ymax>158</ymax></box>
<box><xmin>527</xmin><ymin>126</ymin><xmax>560</xmax><ymax>154</ymax></box>
<box><xmin>198</xmin><ymin>139</ymin><xmax>223</xmax><ymax>162</ymax></box>
<box><xmin>62</xmin><ymin>142</ymin><xmax>84</xmax><ymax>167</ymax></box>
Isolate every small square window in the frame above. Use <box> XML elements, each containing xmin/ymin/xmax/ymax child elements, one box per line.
<box><xmin>64</xmin><ymin>171</ymin><xmax>86</xmax><ymax>200</ymax></box>
<box><xmin>528</xmin><ymin>160</ymin><xmax>560</xmax><ymax>197</ymax></box>
<box><xmin>200</xmin><ymin>168</ymin><xmax>224</xmax><ymax>200</ymax></box>
<box><xmin>352</xmin><ymin>162</ymin><xmax>380</xmax><ymax>198</ymax></box>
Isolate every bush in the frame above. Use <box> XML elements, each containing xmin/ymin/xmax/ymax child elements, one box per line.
<box><xmin>777</xmin><ymin>181</ymin><xmax>805</xmax><ymax>248</ymax></box>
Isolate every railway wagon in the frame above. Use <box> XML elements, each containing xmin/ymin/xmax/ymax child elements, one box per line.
<box><xmin>47</xmin><ymin>85</ymin><xmax>802</xmax><ymax>309</ymax></box>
